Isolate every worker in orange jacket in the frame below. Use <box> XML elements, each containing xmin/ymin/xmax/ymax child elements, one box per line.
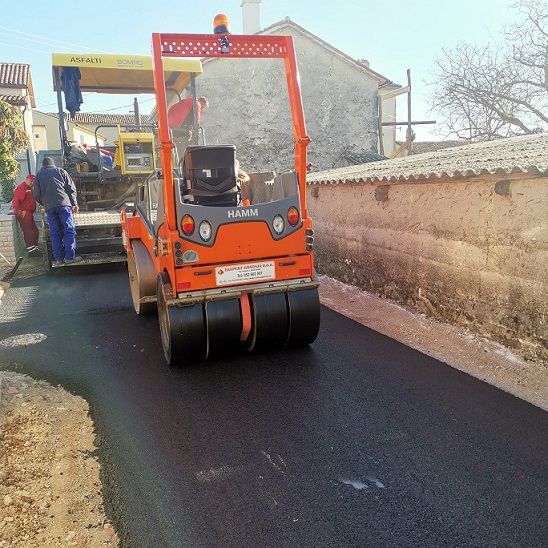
<box><xmin>12</xmin><ymin>174</ymin><xmax>41</xmax><ymax>257</ymax></box>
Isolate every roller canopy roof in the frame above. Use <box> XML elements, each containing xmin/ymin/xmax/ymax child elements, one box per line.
<box><xmin>51</xmin><ymin>53</ymin><xmax>203</xmax><ymax>95</ymax></box>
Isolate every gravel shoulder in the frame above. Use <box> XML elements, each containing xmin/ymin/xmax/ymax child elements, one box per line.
<box><xmin>0</xmin><ymin>260</ymin><xmax>545</xmax><ymax>547</ymax></box>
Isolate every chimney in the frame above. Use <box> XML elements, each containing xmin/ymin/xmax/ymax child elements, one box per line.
<box><xmin>241</xmin><ymin>0</ymin><xmax>261</xmax><ymax>34</ymax></box>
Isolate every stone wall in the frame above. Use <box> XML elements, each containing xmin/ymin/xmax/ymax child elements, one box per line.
<box><xmin>0</xmin><ymin>214</ymin><xmax>25</xmax><ymax>265</ymax></box>
<box><xmin>307</xmin><ymin>176</ymin><xmax>548</xmax><ymax>362</ymax></box>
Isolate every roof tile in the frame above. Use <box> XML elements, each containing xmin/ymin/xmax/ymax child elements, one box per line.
<box><xmin>43</xmin><ymin>111</ymin><xmax>153</xmax><ymax>125</ymax></box>
<box><xmin>0</xmin><ymin>62</ymin><xmax>30</xmax><ymax>87</ymax></box>
<box><xmin>308</xmin><ymin>134</ymin><xmax>548</xmax><ymax>184</ymax></box>
<box><xmin>0</xmin><ymin>94</ymin><xmax>28</xmax><ymax>106</ymax></box>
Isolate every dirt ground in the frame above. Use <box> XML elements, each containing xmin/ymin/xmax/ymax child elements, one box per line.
<box><xmin>0</xmin><ymin>375</ymin><xmax>119</xmax><ymax>548</ymax></box>
<box><xmin>0</xmin><ymin>259</ymin><xmax>119</xmax><ymax>547</ymax></box>
<box><xmin>0</xmin><ymin>260</ymin><xmax>546</xmax><ymax>547</ymax></box>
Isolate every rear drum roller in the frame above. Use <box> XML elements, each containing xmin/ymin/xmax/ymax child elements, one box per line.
<box><xmin>287</xmin><ymin>288</ymin><xmax>321</xmax><ymax>346</ymax></box>
<box><xmin>128</xmin><ymin>240</ymin><xmax>157</xmax><ymax>315</ymax></box>
<box><xmin>205</xmin><ymin>299</ymin><xmax>242</xmax><ymax>358</ymax></box>
<box><xmin>245</xmin><ymin>292</ymin><xmax>289</xmax><ymax>353</ymax></box>
<box><xmin>157</xmin><ymin>272</ymin><xmax>207</xmax><ymax>365</ymax></box>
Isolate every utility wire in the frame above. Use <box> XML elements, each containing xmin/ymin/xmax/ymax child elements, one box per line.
<box><xmin>0</xmin><ymin>26</ymin><xmax>112</xmax><ymax>53</ymax></box>
<box><xmin>0</xmin><ymin>41</ymin><xmax>56</xmax><ymax>55</ymax></box>
<box><xmin>85</xmin><ymin>97</ymin><xmax>156</xmax><ymax>115</ymax></box>
<box><xmin>1</xmin><ymin>26</ymin><xmax>154</xmax><ymax>114</ymax></box>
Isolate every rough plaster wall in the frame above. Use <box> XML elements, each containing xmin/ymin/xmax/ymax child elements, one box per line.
<box><xmin>286</xmin><ymin>31</ymin><xmax>379</xmax><ymax>169</ymax></box>
<box><xmin>196</xmin><ymin>56</ymin><xmax>292</xmax><ymax>172</ymax></box>
<box><xmin>308</xmin><ymin>178</ymin><xmax>548</xmax><ymax>361</ymax></box>
<box><xmin>195</xmin><ymin>28</ymin><xmax>379</xmax><ymax>172</ymax></box>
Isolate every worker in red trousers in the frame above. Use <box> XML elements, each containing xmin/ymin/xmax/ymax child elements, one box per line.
<box><xmin>12</xmin><ymin>174</ymin><xmax>41</xmax><ymax>257</ymax></box>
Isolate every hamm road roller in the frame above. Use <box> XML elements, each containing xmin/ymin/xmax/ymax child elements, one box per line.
<box><xmin>121</xmin><ymin>15</ymin><xmax>320</xmax><ymax>365</ymax></box>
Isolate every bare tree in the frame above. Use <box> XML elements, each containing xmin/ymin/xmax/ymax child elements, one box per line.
<box><xmin>427</xmin><ymin>0</ymin><xmax>548</xmax><ymax>140</ymax></box>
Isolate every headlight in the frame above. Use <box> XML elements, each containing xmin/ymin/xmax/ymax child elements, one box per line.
<box><xmin>199</xmin><ymin>220</ymin><xmax>212</xmax><ymax>242</ymax></box>
<box><xmin>272</xmin><ymin>214</ymin><xmax>285</xmax><ymax>235</ymax></box>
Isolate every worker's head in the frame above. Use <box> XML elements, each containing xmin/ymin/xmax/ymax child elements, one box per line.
<box><xmin>25</xmin><ymin>174</ymin><xmax>35</xmax><ymax>187</ymax></box>
<box><xmin>198</xmin><ymin>97</ymin><xmax>209</xmax><ymax>109</ymax></box>
<box><xmin>42</xmin><ymin>157</ymin><xmax>55</xmax><ymax>167</ymax></box>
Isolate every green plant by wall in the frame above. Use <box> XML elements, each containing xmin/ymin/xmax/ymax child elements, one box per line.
<box><xmin>0</xmin><ymin>100</ymin><xmax>30</xmax><ymax>202</ymax></box>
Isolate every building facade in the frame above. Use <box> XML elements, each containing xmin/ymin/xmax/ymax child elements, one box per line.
<box><xmin>0</xmin><ymin>62</ymin><xmax>36</xmax><ymax>183</ymax></box>
<box><xmin>192</xmin><ymin>17</ymin><xmax>399</xmax><ymax>172</ymax></box>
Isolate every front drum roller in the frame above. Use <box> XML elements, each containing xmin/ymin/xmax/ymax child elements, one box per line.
<box><xmin>245</xmin><ymin>292</ymin><xmax>289</xmax><ymax>353</ymax></box>
<box><xmin>287</xmin><ymin>288</ymin><xmax>321</xmax><ymax>346</ymax></box>
<box><xmin>157</xmin><ymin>272</ymin><xmax>207</xmax><ymax>365</ymax></box>
<box><xmin>128</xmin><ymin>240</ymin><xmax>157</xmax><ymax>315</ymax></box>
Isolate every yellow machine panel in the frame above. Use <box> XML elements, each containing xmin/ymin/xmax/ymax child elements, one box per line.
<box><xmin>115</xmin><ymin>131</ymin><xmax>156</xmax><ymax>175</ymax></box>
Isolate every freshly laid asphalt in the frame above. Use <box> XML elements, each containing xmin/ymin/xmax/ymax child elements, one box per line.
<box><xmin>1</xmin><ymin>265</ymin><xmax>547</xmax><ymax>548</ymax></box>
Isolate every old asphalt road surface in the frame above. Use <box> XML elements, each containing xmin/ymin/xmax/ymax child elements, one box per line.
<box><xmin>1</xmin><ymin>264</ymin><xmax>547</xmax><ymax>547</ymax></box>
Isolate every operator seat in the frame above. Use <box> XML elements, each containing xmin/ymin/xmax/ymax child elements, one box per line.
<box><xmin>181</xmin><ymin>145</ymin><xmax>239</xmax><ymax>206</ymax></box>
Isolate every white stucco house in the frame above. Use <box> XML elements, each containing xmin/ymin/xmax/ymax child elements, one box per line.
<box><xmin>32</xmin><ymin>111</ymin><xmax>106</xmax><ymax>154</ymax></box>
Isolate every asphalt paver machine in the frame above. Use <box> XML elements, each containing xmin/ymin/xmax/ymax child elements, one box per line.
<box><xmin>41</xmin><ymin>53</ymin><xmax>202</xmax><ymax>271</ymax></box>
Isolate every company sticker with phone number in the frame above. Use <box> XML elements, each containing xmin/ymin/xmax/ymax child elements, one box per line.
<box><xmin>215</xmin><ymin>261</ymin><xmax>276</xmax><ymax>286</ymax></box>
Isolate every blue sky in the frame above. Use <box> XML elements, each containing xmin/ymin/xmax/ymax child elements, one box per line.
<box><xmin>2</xmin><ymin>0</ymin><xmax>517</xmax><ymax>141</ymax></box>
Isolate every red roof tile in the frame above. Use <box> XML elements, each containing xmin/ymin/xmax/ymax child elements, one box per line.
<box><xmin>0</xmin><ymin>94</ymin><xmax>28</xmax><ymax>106</ymax></box>
<box><xmin>0</xmin><ymin>62</ymin><xmax>30</xmax><ymax>88</ymax></box>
